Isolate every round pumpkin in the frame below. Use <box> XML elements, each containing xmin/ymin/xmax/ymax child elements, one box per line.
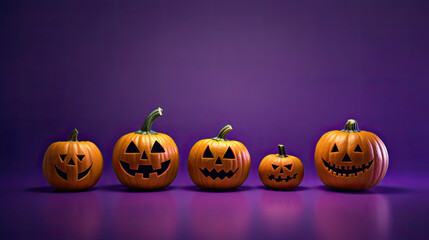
<box><xmin>188</xmin><ymin>125</ymin><xmax>251</xmax><ymax>190</ymax></box>
<box><xmin>42</xmin><ymin>129</ymin><xmax>103</xmax><ymax>191</ymax></box>
<box><xmin>259</xmin><ymin>145</ymin><xmax>304</xmax><ymax>189</ymax></box>
<box><xmin>314</xmin><ymin>119</ymin><xmax>389</xmax><ymax>190</ymax></box>
<box><xmin>112</xmin><ymin>108</ymin><xmax>179</xmax><ymax>190</ymax></box>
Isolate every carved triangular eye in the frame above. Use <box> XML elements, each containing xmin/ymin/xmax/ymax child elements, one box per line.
<box><xmin>151</xmin><ymin>141</ymin><xmax>165</xmax><ymax>153</ymax></box>
<box><xmin>223</xmin><ymin>147</ymin><xmax>235</xmax><ymax>159</ymax></box>
<box><xmin>141</xmin><ymin>151</ymin><xmax>148</xmax><ymax>159</ymax></box>
<box><xmin>59</xmin><ymin>154</ymin><xmax>67</xmax><ymax>162</ymax></box>
<box><xmin>77</xmin><ymin>155</ymin><xmax>85</xmax><ymax>161</ymax></box>
<box><xmin>126</xmin><ymin>141</ymin><xmax>140</xmax><ymax>153</ymax></box>
<box><xmin>354</xmin><ymin>145</ymin><xmax>362</xmax><ymax>152</ymax></box>
<box><xmin>272</xmin><ymin>164</ymin><xmax>279</xmax><ymax>170</ymax></box>
<box><xmin>285</xmin><ymin>164</ymin><xmax>292</xmax><ymax>170</ymax></box>
<box><xmin>331</xmin><ymin>144</ymin><xmax>339</xmax><ymax>152</ymax></box>
<box><xmin>203</xmin><ymin>146</ymin><xmax>213</xmax><ymax>158</ymax></box>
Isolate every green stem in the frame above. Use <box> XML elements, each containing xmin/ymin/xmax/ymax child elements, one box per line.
<box><xmin>213</xmin><ymin>125</ymin><xmax>232</xmax><ymax>141</ymax></box>
<box><xmin>342</xmin><ymin>119</ymin><xmax>360</xmax><ymax>133</ymax></box>
<box><xmin>67</xmin><ymin>129</ymin><xmax>78</xmax><ymax>141</ymax></box>
<box><xmin>278</xmin><ymin>144</ymin><xmax>287</xmax><ymax>157</ymax></box>
<box><xmin>136</xmin><ymin>107</ymin><xmax>163</xmax><ymax>134</ymax></box>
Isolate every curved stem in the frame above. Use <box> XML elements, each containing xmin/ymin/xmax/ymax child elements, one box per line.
<box><xmin>137</xmin><ymin>107</ymin><xmax>163</xmax><ymax>134</ymax></box>
<box><xmin>67</xmin><ymin>129</ymin><xmax>78</xmax><ymax>141</ymax></box>
<box><xmin>213</xmin><ymin>125</ymin><xmax>232</xmax><ymax>141</ymax></box>
<box><xmin>278</xmin><ymin>144</ymin><xmax>287</xmax><ymax>157</ymax></box>
<box><xmin>342</xmin><ymin>119</ymin><xmax>360</xmax><ymax>132</ymax></box>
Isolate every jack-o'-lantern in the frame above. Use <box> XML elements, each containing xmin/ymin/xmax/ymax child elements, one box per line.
<box><xmin>112</xmin><ymin>108</ymin><xmax>179</xmax><ymax>190</ymax></box>
<box><xmin>42</xmin><ymin>129</ymin><xmax>103</xmax><ymax>191</ymax></box>
<box><xmin>315</xmin><ymin>119</ymin><xmax>389</xmax><ymax>190</ymax></box>
<box><xmin>188</xmin><ymin>125</ymin><xmax>251</xmax><ymax>190</ymax></box>
<box><xmin>259</xmin><ymin>145</ymin><xmax>304</xmax><ymax>189</ymax></box>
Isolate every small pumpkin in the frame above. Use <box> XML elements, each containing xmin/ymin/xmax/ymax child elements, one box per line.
<box><xmin>315</xmin><ymin>119</ymin><xmax>389</xmax><ymax>190</ymax></box>
<box><xmin>112</xmin><ymin>108</ymin><xmax>179</xmax><ymax>190</ymax></box>
<box><xmin>42</xmin><ymin>129</ymin><xmax>103</xmax><ymax>191</ymax></box>
<box><xmin>188</xmin><ymin>125</ymin><xmax>251</xmax><ymax>190</ymax></box>
<box><xmin>259</xmin><ymin>145</ymin><xmax>304</xmax><ymax>189</ymax></box>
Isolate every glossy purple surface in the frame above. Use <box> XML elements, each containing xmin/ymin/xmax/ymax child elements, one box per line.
<box><xmin>3</xmin><ymin>171</ymin><xmax>429</xmax><ymax>240</ymax></box>
<box><xmin>1</xmin><ymin>1</ymin><xmax>429</xmax><ymax>239</ymax></box>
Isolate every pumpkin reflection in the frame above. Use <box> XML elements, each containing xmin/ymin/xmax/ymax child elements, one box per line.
<box><xmin>113</xmin><ymin>192</ymin><xmax>177</xmax><ymax>239</ymax></box>
<box><xmin>189</xmin><ymin>192</ymin><xmax>250</xmax><ymax>240</ymax></box>
<box><xmin>43</xmin><ymin>193</ymin><xmax>101</xmax><ymax>239</ymax></box>
<box><xmin>315</xmin><ymin>191</ymin><xmax>390</xmax><ymax>240</ymax></box>
<box><xmin>259</xmin><ymin>191</ymin><xmax>304</xmax><ymax>235</ymax></box>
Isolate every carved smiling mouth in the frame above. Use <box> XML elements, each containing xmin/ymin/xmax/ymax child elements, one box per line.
<box><xmin>199</xmin><ymin>168</ymin><xmax>239</xmax><ymax>180</ymax></box>
<box><xmin>322</xmin><ymin>159</ymin><xmax>373</xmax><ymax>177</ymax></box>
<box><xmin>120</xmin><ymin>160</ymin><xmax>171</xmax><ymax>178</ymax></box>
<box><xmin>55</xmin><ymin>164</ymin><xmax>92</xmax><ymax>181</ymax></box>
<box><xmin>267</xmin><ymin>173</ymin><xmax>298</xmax><ymax>182</ymax></box>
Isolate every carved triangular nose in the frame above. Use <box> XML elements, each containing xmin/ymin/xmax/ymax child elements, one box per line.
<box><xmin>280</xmin><ymin>168</ymin><xmax>284</xmax><ymax>173</ymax></box>
<box><xmin>215</xmin><ymin>157</ymin><xmax>222</xmax><ymax>165</ymax></box>
<box><xmin>68</xmin><ymin>158</ymin><xmax>76</xmax><ymax>165</ymax></box>
<box><xmin>342</xmin><ymin>153</ymin><xmax>352</xmax><ymax>162</ymax></box>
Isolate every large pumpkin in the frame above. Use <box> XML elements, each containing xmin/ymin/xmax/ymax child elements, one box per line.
<box><xmin>112</xmin><ymin>108</ymin><xmax>179</xmax><ymax>190</ymax></box>
<box><xmin>259</xmin><ymin>145</ymin><xmax>304</xmax><ymax>189</ymax></box>
<box><xmin>315</xmin><ymin>119</ymin><xmax>389</xmax><ymax>190</ymax></box>
<box><xmin>188</xmin><ymin>125</ymin><xmax>251</xmax><ymax>190</ymax></box>
<box><xmin>42</xmin><ymin>129</ymin><xmax>103</xmax><ymax>191</ymax></box>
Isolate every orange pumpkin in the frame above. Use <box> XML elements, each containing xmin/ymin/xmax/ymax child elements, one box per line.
<box><xmin>42</xmin><ymin>129</ymin><xmax>103</xmax><ymax>191</ymax></box>
<box><xmin>188</xmin><ymin>125</ymin><xmax>251</xmax><ymax>190</ymax></box>
<box><xmin>259</xmin><ymin>145</ymin><xmax>304</xmax><ymax>189</ymax></box>
<box><xmin>112</xmin><ymin>108</ymin><xmax>179</xmax><ymax>190</ymax></box>
<box><xmin>315</xmin><ymin>119</ymin><xmax>389</xmax><ymax>190</ymax></box>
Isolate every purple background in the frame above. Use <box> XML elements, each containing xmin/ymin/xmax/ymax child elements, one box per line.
<box><xmin>1</xmin><ymin>1</ymin><xmax>429</xmax><ymax>239</ymax></box>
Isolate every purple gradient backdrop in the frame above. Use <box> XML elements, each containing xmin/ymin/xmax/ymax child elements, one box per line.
<box><xmin>1</xmin><ymin>1</ymin><xmax>429</xmax><ymax>239</ymax></box>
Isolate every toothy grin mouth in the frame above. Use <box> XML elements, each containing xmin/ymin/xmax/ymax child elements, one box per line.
<box><xmin>267</xmin><ymin>173</ymin><xmax>298</xmax><ymax>182</ymax></box>
<box><xmin>120</xmin><ymin>160</ymin><xmax>171</xmax><ymax>178</ymax></box>
<box><xmin>322</xmin><ymin>159</ymin><xmax>373</xmax><ymax>177</ymax></box>
<box><xmin>55</xmin><ymin>164</ymin><xmax>92</xmax><ymax>181</ymax></box>
<box><xmin>199</xmin><ymin>168</ymin><xmax>239</xmax><ymax>180</ymax></box>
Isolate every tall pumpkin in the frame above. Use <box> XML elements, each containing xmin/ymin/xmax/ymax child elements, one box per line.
<box><xmin>314</xmin><ymin>119</ymin><xmax>388</xmax><ymax>190</ymax></box>
<box><xmin>42</xmin><ymin>129</ymin><xmax>103</xmax><ymax>191</ymax></box>
<box><xmin>188</xmin><ymin>125</ymin><xmax>251</xmax><ymax>190</ymax></box>
<box><xmin>112</xmin><ymin>108</ymin><xmax>179</xmax><ymax>190</ymax></box>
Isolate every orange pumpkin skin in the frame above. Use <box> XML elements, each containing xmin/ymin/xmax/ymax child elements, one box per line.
<box><xmin>42</xmin><ymin>129</ymin><xmax>103</xmax><ymax>191</ymax></box>
<box><xmin>188</xmin><ymin>125</ymin><xmax>251</xmax><ymax>190</ymax></box>
<box><xmin>112</xmin><ymin>108</ymin><xmax>179</xmax><ymax>190</ymax></box>
<box><xmin>315</xmin><ymin>119</ymin><xmax>389</xmax><ymax>190</ymax></box>
<box><xmin>259</xmin><ymin>145</ymin><xmax>304</xmax><ymax>189</ymax></box>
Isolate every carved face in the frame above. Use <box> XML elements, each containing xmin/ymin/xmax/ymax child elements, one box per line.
<box><xmin>321</xmin><ymin>141</ymin><xmax>373</xmax><ymax>178</ymax></box>
<box><xmin>199</xmin><ymin>145</ymin><xmax>238</xmax><ymax>180</ymax></box>
<box><xmin>315</xmin><ymin>120</ymin><xmax>389</xmax><ymax>190</ymax></box>
<box><xmin>188</xmin><ymin>140</ymin><xmax>251</xmax><ymax>190</ymax></box>
<box><xmin>259</xmin><ymin>147</ymin><xmax>304</xmax><ymax>189</ymax></box>
<box><xmin>120</xmin><ymin>140</ymin><xmax>171</xmax><ymax>178</ymax></box>
<box><xmin>43</xmin><ymin>138</ymin><xmax>103</xmax><ymax>191</ymax></box>
<box><xmin>112</xmin><ymin>132</ymin><xmax>179</xmax><ymax>189</ymax></box>
<box><xmin>54</xmin><ymin>153</ymin><xmax>93</xmax><ymax>181</ymax></box>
